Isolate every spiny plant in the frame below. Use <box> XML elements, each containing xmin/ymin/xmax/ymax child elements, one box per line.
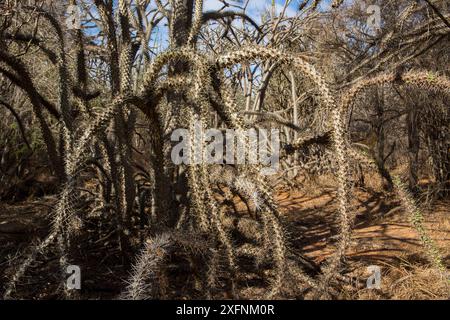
<box><xmin>1</xmin><ymin>0</ymin><xmax>448</xmax><ymax>300</ymax></box>
<box><xmin>339</xmin><ymin>70</ymin><xmax>450</xmax><ymax>275</ymax></box>
<box><xmin>2</xmin><ymin>43</ymin><xmax>346</xmax><ymax>297</ymax></box>
<box><xmin>3</xmin><ymin>1</ymin><xmax>341</xmax><ymax>299</ymax></box>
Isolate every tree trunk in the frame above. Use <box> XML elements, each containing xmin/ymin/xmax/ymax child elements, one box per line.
<box><xmin>407</xmin><ymin>104</ymin><xmax>420</xmax><ymax>193</ymax></box>
<box><xmin>373</xmin><ymin>88</ymin><xmax>393</xmax><ymax>190</ymax></box>
<box><xmin>155</xmin><ymin>0</ymin><xmax>195</xmax><ymax>227</ymax></box>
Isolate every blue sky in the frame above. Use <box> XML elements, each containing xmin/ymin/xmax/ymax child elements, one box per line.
<box><xmin>79</xmin><ymin>0</ymin><xmax>335</xmax><ymax>51</ymax></box>
<box><xmin>83</xmin><ymin>1</ymin><xmax>335</xmax><ymax>32</ymax></box>
<box><xmin>204</xmin><ymin>0</ymin><xmax>335</xmax><ymax>20</ymax></box>
<box><xmin>204</xmin><ymin>0</ymin><xmax>299</xmax><ymax>20</ymax></box>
